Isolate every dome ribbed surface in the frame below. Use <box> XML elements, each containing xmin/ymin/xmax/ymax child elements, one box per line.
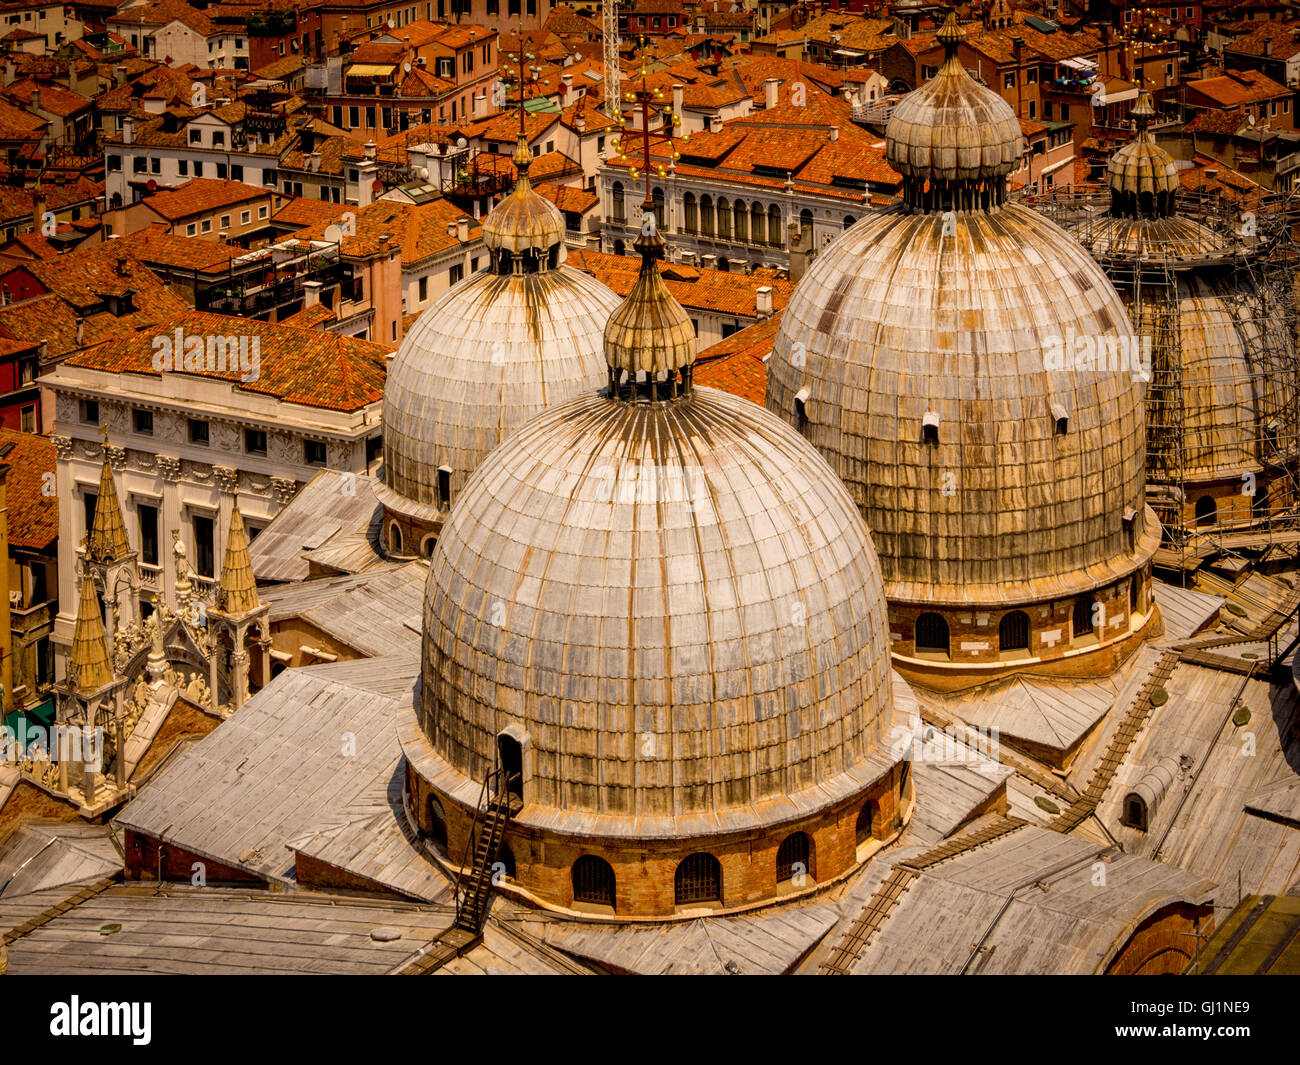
<box><xmin>767</xmin><ymin>203</ymin><xmax>1155</xmax><ymax>606</ymax></box>
<box><xmin>603</xmin><ymin>251</ymin><xmax>697</xmax><ymax>376</ymax></box>
<box><xmin>382</xmin><ymin>267</ymin><xmax>621</xmax><ymax>508</ymax></box>
<box><xmin>421</xmin><ymin>386</ymin><xmax>897</xmax><ymax>817</ymax></box>
<box><xmin>480</xmin><ymin>143</ymin><xmax>566</xmax><ymax>255</ymax></box>
<box><xmin>1107</xmin><ymin>134</ymin><xmax>1179</xmax><ymax>201</ymax></box>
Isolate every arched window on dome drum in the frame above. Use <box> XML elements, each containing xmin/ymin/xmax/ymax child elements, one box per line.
<box><xmin>999</xmin><ymin>610</ymin><xmax>1030</xmax><ymax>654</ymax></box>
<box><xmin>389</xmin><ymin>522</ymin><xmax>403</xmax><ymax>555</ymax></box>
<box><xmin>700</xmin><ymin>193</ymin><xmax>714</xmax><ymax>237</ymax></box>
<box><xmin>683</xmin><ymin>191</ymin><xmax>698</xmax><ymax>233</ymax></box>
<box><xmin>1072</xmin><ymin>595</ymin><xmax>1096</xmax><ymax>641</ymax></box>
<box><xmin>674</xmin><ymin>852</ymin><xmax>722</xmax><ymax>906</ymax></box>
<box><xmin>768</xmin><ymin>204</ymin><xmax>783</xmax><ymax>248</ymax></box>
<box><xmin>547</xmin><ymin>243</ymin><xmax>560</xmax><ymax>270</ymax></box>
<box><xmin>776</xmin><ymin>831</ymin><xmax>812</xmax><ymax>884</ymax></box>
<box><xmin>750</xmin><ymin>202</ymin><xmax>766</xmax><ymax>245</ymax></box>
<box><xmin>733</xmin><ymin>201</ymin><xmax>748</xmax><ymax>243</ymax></box>
<box><xmin>497</xmin><ymin>248</ymin><xmax>512</xmax><ymax>274</ymax></box>
<box><xmin>914</xmin><ymin>612</ymin><xmax>949</xmax><ymax>657</ymax></box>
<box><xmin>427</xmin><ymin>796</ymin><xmax>448</xmax><ymax>848</ymax></box>
<box><xmin>716</xmin><ymin>197</ymin><xmax>731</xmax><ymax>239</ymax></box>
<box><xmin>1130</xmin><ymin>575</ymin><xmax>1140</xmax><ymax>615</ymax></box>
<box><xmin>420</xmin><ymin>534</ymin><xmax>436</xmax><ymax>558</ymax></box>
<box><xmin>1122</xmin><ymin>793</ymin><xmax>1148</xmax><ymax>831</ymax></box>
<box><xmin>855</xmin><ymin>802</ymin><xmax>876</xmax><ymax>845</ymax></box>
<box><xmin>611</xmin><ymin>181</ymin><xmax>625</xmax><ymax>224</ymax></box>
<box><xmin>572</xmin><ymin>854</ymin><xmax>616</xmax><ymax>909</ymax></box>
<box><xmin>1195</xmin><ymin>495</ymin><xmax>1217</xmax><ymax>527</ymax></box>
<box><xmin>843</xmin><ymin>215</ymin><xmax>856</xmax><ymax>230</ymax></box>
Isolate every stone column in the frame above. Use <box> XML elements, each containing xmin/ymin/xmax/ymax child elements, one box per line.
<box><xmin>157</xmin><ymin>456</ymin><xmax>182</xmax><ymax>609</ymax></box>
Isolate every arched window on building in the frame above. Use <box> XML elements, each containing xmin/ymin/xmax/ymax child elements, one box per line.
<box><xmin>855</xmin><ymin>802</ymin><xmax>876</xmax><ymax>845</ymax></box>
<box><xmin>572</xmin><ymin>854</ymin><xmax>616</xmax><ymax>910</ymax></box>
<box><xmin>651</xmin><ymin>186</ymin><xmax>665</xmax><ymax>228</ymax></box>
<box><xmin>427</xmin><ymin>796</ymin><xmax>448</xmax><ymax>848</ymax></box>
<box><xmin>716</xmin><ymin>196</ymin><xmax>731</xmax><ymax>239</ymax></box>
<box><xmin>999</xmin><ymin>610</ymin><xmax>1030</xmax><ymax>655</ymax></box>
<box><xmin>682</xmin><ymin>191</ymin><xmax>698</xmax><ymax>233</ymax></box>
<box><xmin>613</xmin><ymin>239</ymin><xmax>625</xmax><ymax>256</ymax></box>
<box><xmin>699</xmin><ymin>193</ymin><xmax>714</xmax><ymax>237</ymax></box>
<box><xmin>799</xmin><ymin>207</ymin><xmax>813</xmax><ymax>236</ymax></box>
<box><xmin>776</xmin><ymin>831</ymin><xmax>812</xmax><ymax>884</ymax></box>
<box><xmin>767</xmin><ymin>204</ymin><xmax>783</xmax><ymax>248</ymax></box>
<box><xmin>914</xmin><ymin>612</ymin><xmax>949</xmax><ymax>658</ymax></box>
<box><xmin>389</xmin><ymin>522</ymin><xmax>403</xmax><ymax>554</ymax></box>
<box><xmin>733</xmin><ymin>200</ymin><xmax>748</xmax><ymax>243</ymax></box>
<box><xmin>750</xmin><ymin>202</ymin><xmax>766</xmax><ymax>245</ymax></box>
<box><xmin>611</xmin><ymin>180</ymin><xmax>625</xmax><ymax>224</ymax></box>
<box><xmin>843</xmin><ymin>214</ymin><xmax>857</xmax><ymax>230</ymax></box>
<box><xmin>1130</xmin><ymin>574</ymin><xmax>1140</xmax><ymax>615</ymax></box>
<box><xmin>1195</xmin><ymin>495</ymin><xmax>1217</xmax><ymax>526</ymax></box>
<box><xmin>674</xmin><ymin>852</ymin><xmax>722</xmax><ymax>906</ymax></box>
<box><xmin>1073</xmin><ymin>594</ymin><xmax>1096</xmax><ymax>641</ymax></box>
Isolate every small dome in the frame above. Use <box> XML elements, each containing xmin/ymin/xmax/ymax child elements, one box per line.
<box><xmin>886</xmin><ymin>13</ymin><xmax>1023</xmax><ymax>187</ymax></box>
<box><xmin>480</xmin><ymin>138</ymin><xmax>566</xmax><ymax>256</ymax></box>
<box><xmin>603</xmin><ymin>226</ymin><xmax>695</xmax><ymax>377</ymax></box>
<box><xmin>1107</xmin><ymin>91</ymin><xmax>1178</xmax><ymax>216</ymax></box>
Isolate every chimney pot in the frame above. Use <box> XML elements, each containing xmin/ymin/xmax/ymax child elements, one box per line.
<box><xmin>829</xmin><ymin>125</ymin><xmax>839</xmax><ymax>141</ymax></box>
<box><xmin>756</xmin><ymin>285</ymin><xmax>774</xmax><ymax>317</ymax></box>
<box><xmin>763</xmin><ymin>77</ymin><xmax>779</xmax><ymax>109</ymax></box>
<box><xmin>303</xmin><ymin>279</ymin><xmax>322</xmax><ymax>307</ymax></box>
<box><xmin>456</xmin><ymin>216</ymin><xmax>469</xmax><ymax>241</ymax></box>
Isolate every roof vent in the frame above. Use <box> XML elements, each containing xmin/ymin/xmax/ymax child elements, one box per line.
<box><xmin>922</xmin><ymin>411</ymin><xmax>939</xmax><ymax>444</ymax></box>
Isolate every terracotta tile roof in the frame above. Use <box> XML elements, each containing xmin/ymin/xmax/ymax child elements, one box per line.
<box><xmin>290</xmin><ymin>196</ymin><xmax>481</xmax><ymax>265</ymax></box>
<box><xmin>271</xmin><ymin>197</ymin><xmax>345</xmax><ymax>230</ymax></box>
<box><xmin>1225</xmin><ymin>19</ymin><xmax>1300</xmax><ymax>61</ymax></box>
<box><xmin>535</xmin><ymin>181</ymin><xmax>598</xmax><ymax>214</ymax></box>
<box><xmin>108</xmin><ymin>0</ymin><xmax>217</xmax><ymax>37</ymax></box>
<box><xmin>569</xmin><ymin>249</ymin><xmax>795</xmax><ymax>316</ymax></box>
<box><xmin>112</xmin><ymin>222</ymin><xmax>245</xmax><ymax>273</ymax></box>
<box><xmin>137</xmin><ymin>178</ymin><xmax>270</xmax><ymax>222</ymax></box>
<box><xmin>252</xmin><ymin>55</ymin><xmax>307</xmax><ymax>81</ymax></box>
<box><xmin>0</xmin><ymin>427</ymin><xmax>56</xmax><ymax>551</ymax></box>
<box><xmin>0</xmin><ymin>96</ymin><xmax>46</xmax><ymax>142</ymax></box>
<box><xmin>0</xmin><ymin>177</ymin><xmax>101</xmax><ymax>227</ymax></box>
<box><xmin>1187</xmin><ymin>68</ymin><xmax>1291</xmax><ymax>106</ymax></box>
<box><xmin>280</xmin><ymin>302</ymin><xmax>337</xmax><ymax>329</ymax></box>
<box><xmin>693</xmin><ymin>317</ymin><xmax>779</xmax><ymax>406</ymax></box>
<box><xmin>544</xmin><ymin>5</ymin><xmax>602</xmax><ymax>38</ymax></box>
<box><xmin>65</xmin><ymin>310</ymin><xmax>387</xmax><ymax>412</ymax></box>
<box><xmin>1185</xmin><ymin>107</ymin><xmax>1246</xmax><ymax>134</ymax></box>
<box><xmin>1</xmin><ymin>78</ymin><xmax>93</xmax><ymax>118</ymax></box>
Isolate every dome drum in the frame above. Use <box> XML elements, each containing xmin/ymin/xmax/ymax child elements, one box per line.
<box><xmin>402</xmin><ymin>725</ymin><xmax>913</xmax><ymax>917</ymax></box>
<box><xmin>888</xmin><ymin>562</ymin><xmax>1160</xmax><ymax>693</ymax></box>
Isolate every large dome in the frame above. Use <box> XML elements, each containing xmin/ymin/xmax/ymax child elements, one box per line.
<box><xmin>766</xmin><ymin>13</ymin><xmax>1159</xmax><ymax>688</ymax></box>
<box><xmin>379</xmin><ymin>139</ymin><xmax>621</xmax><ymax>534</ymax></box>
<box><xmin>420</xmin><ymin>384</ymin><xmax>900</xmax><ymax>820</ymax></box>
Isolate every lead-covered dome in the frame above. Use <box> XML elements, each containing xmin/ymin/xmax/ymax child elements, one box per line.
<box><xmin>767</xmin><ymin>12</ymin><xmax>1158</xmax><ymax>613</ymax></box>
<box><xmin>380</xmin><ymin>139</ymin><xmax>620</xmax><ymax>535</ymax></box>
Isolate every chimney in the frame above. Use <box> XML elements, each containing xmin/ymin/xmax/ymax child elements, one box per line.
<box><xmin>1263</xmin><ymin>38</ymin><xmax>1272</xmax><ymax>57</ymax></box>
<box><xmin>122</xmin><ymin>116</ymin><xmax>135</xmax><ymax>144</ymax></box>
<box><xmin>575</xmin><ymin>113</ymin><xmax>586</xmax><ymax>132</ymax></box>
<box><xmin>673</xmin><ymin>82</ymin><xmax>684</xmax><ymax>117</ymax></box>
<box><xmin>114</xmin><ymin>65</ymin><xmax>128</xmax><ymax>87</ymax></box>
<box><xmin>709</xmin><ymin>114</ymin><xmax>722</xmax><ymax>133</ymax></box>
<box><xmin>829</xmin><ymin>125</ymin><xmax>839</xmax><ymax>141</ymax></box>
<box><xmin>76</xmin><ymin>319</ymin><xmax>84</xmax><ymax>346</ymax></box>
<box><xmin>30</xmin><ymin>88</ymin><xmax>39</xmax><ymax>113</ymax></box>
<box><xmin>3</xmin><ymin>60</ymin><xmax>13</xmax><ymax>87</ymax></box>
<box><xmin>562</xmin><ymin>72</ymin><xmax>574</xmax><ymax>95</ymax></box>
<box><xmin>756</xmin><ymin>285</ymin><xmax>774</xmax><ymax>317</ymax></box>
<box><xmin>303</xmin><ymin>280</ymin><xmax>322</xmax><ymax>307</ymax></box>
<box><xmin>364</xmin><ymin>140</ymin><xmax>377</xmax><ymax>161</ymax></box>
<box><xmin>378</xmin><ymin>233</ymin><xmax>393</xmax><ymax>256</ymax></box>
<box><xmin>456</xmin><ymin>216</ymin><xmax>469</xmax><ymax>242</ymax></box>
<box><xmin>309</xmin><ymin>151</ymin><xmax>321</xmax><ymax>172</ymax></box>
<box><xmin>473</xmin><ymin>92</ymin><xmax>486</xmax><ymax>117</ymax></box>
<box><xmin>32</xmin><ymin>192</ymin><xmax>46</xmax><ymax>234</ymax></box>
<box><xmin>763</xmin><ymin>77</ymin><xmax>779</xmax><ymax>109</ymax></box>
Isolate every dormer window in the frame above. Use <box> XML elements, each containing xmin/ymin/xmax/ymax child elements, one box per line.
<box><xmin>922</xmin><ymin>411</ymin><xmax>939</xmax><ymax>444</ymax></box>
<box><xmin>437</xmin><ymin>465</ymin><xmax>452</xmax><ymax>509</ymax></box>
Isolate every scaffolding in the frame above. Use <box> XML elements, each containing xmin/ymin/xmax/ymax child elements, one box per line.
<box><xmin>1024</xmin><ymin>182</ymin><xmax>1300</xmax><ymax>582</ymax></box>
